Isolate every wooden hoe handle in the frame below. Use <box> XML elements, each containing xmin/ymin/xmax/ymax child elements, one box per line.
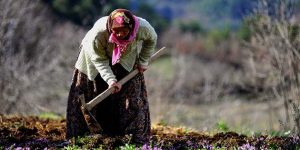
<box><xmin>84</xmin><ymin>47</ymin><xmax>166</xmax><ymax>111</ymax></box>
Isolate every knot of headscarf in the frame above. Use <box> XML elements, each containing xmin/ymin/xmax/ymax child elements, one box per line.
<box><xmin>107</xmin><ymin>9</ymin><xmax>139</xmax><ymax>65</ymax></box>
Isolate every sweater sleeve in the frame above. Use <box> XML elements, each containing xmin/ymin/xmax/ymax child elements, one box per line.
<box><xmin>94</xmin><ymin>35</ymin><xmax>117</xmax><ymax>85</ymax></box>
<box><xmin>83</xmin><ymin>29</ymin><xmax>117</xmax><ymax>85</ymax></box>
<box><xmin>138</xmin><ymin>21</ymin><xmax>157</xmax><ymax>67</ymax></box>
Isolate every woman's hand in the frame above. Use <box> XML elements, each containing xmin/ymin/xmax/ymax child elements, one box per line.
<box><xmin>109</xmin><ymin>81</ymin><xmax>122</xmax><ymax>93</ymax></box>
<box><xmin>137</xmin><ymin>65</ymin><xmax>148</xmax><ymax>73</ymax></box>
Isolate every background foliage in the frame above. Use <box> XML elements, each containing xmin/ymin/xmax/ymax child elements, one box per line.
<box><xmin>43</xmin><ymin>0</ymin><xmax>170</xmax><ymax>33</ymax></box>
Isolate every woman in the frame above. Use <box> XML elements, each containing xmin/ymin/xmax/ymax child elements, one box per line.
<box><xmin>66</xmin><ymin>9</ymin><xmax>157</xmax><ymax>144</ymax></box>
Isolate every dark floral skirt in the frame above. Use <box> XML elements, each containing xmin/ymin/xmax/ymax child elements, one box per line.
<box><xmin>66</xmin><ymin>64</ymin><xmax>151</xmax><ymax>144</ymax></box>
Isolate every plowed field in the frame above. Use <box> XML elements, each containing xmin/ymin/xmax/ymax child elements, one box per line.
<box><xmin>0</xmin><ymin>115</ymin><xmax>299</xmax><ymax>149</ymax></box>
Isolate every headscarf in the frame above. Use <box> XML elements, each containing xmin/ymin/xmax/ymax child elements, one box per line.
<box><xmin>107</xmin><ymin>9</ymin><xmax>140</xmax><ymax>65</ymax></box>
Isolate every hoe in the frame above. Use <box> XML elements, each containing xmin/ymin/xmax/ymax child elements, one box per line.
<box><xmin>79</xmin><ymin>47</ymin><xmax>166</xmax><ymax>132</ymax></box>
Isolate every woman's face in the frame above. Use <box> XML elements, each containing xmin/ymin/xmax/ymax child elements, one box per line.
<box><xmin>112</xmin><ymin>27</ymin><xmax>130</xmax><ymax>40</ymax></box>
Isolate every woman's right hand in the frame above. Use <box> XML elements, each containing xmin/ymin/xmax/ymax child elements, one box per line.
<box><xmin>109</xmin><ymin>81</ymin><xmax>122</xmax><ymax>93</ymax></box>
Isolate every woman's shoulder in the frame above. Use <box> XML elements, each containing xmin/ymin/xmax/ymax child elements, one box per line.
<box><xmin>137</xmin><ymin>17</ymin><xmax>153</xmax><ymax>29</ymax></box>
<box><xmin>81</xmin><ymin>16</ymin><xmax>109</xmax><ymax>45</ymax></box>
<box><xmin>136</xmin><ymin>17</ymin><xmax>157</xmax><ymax>38</ymax></box>
<box><xmin>92</xmin><ymin>16</ymin><xmax>109</xmax><ymax>32</ymax></box>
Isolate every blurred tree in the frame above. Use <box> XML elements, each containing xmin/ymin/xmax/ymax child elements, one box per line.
<box><xmin>296</xmin><ymin>0</ymin><xmax>300</xmax><ymax>9</ymax></box>
<box><xmin>247</xmin><ymin>0</ymin><xmax>300</xmax><ymax>134</ymax></box>
<box><xmin>43</xmin><ymin>0</ymin><xmax>130</xmax><ymax>27</ymax></box>
<box><xmin>198</xmin><ymin>0</ymin><xmax>229</xmax><ymax>19</ymax></box>
<box><xmin>189</xmin><ymin>0</ymin><xmax>258</xmax><ymax>29</ymax></box>
<box><xmin>229</xmin><ymin>0</ymin><xmax>257</xmax><ymax>20</ymax></box>
<box><xmin>178</xmin><ymin>20</ymin><xmax>204</xmax><ymax>35</ymax></box>
<box><xmin>43</xmin><ymin>0</ymin><xmax>170</xmax><ymax>33</ymax></box>
<box><xmin>207</xmin><ymin>27</ymin><xmax>230</xmax><ymax>45</ymax></box>
<box><xmin>288</xmin><ymin>25</ymin><xmax>299</xmax><ymax>44</ymax></box>
<box><xmin>0</xmin><ymin>0</ymin><xmax>85</xmax><ymax>114</ymax></box>
<box><xmin>236</xmin><ymin>19</ymin><xmax>252</xmax><ymax>41</ymax></box>
<box><xmin>132</xmin><ymin>2</ymin><xmax>170</xmax><ymax>34</ymax></box>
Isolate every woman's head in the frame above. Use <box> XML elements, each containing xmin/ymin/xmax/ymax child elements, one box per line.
<box><xmin>107</xmin><ymin>9</ymin><xmax>135</xmax><ymax>40</ymax></box>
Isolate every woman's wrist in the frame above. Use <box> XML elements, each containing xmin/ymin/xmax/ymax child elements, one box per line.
<box><xmin>108</xmin><ymin>79</ymin><xmax>117</xmax><ymax>86</ymax></box>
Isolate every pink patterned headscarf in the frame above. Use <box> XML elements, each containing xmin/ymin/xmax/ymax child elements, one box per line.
<box><xmin>107</xmin><ymin>9</ymin><xmax>139</xmax><ymax>65</ymax></box>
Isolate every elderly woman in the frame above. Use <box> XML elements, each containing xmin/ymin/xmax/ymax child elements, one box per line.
<box><xmin>66</xmin><ymin>9</ymin><xmax>157</xmax><ymax>144</ymax></box>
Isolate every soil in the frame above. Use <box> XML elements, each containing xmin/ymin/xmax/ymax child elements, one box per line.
<box><xmin>0</xmin><ymin>114</ymin><xmax>299</xmax><ymax>149</ymax></box>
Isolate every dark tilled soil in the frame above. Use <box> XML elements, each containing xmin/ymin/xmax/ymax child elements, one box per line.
<box><xmin>0</xmin><ymin>114</ymin><xmax>299</xmax><ymax>149</ymax></box>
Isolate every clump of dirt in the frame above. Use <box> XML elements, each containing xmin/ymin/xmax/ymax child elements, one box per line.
<box><xmin>0</xmin><ymin>114</ymin><xmax>67</xmax><ymax>149</ymax></box>
<box><xmin>151</xmin><ymin>125</ymin><xmax>299</xmax><ymax>149</ymax></box>
<box><xmin>0</xmin><ymin>115</ymin><xmax>299</xmax><ymax>149</ymax></box>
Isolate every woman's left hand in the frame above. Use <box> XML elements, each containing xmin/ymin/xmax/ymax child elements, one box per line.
<box><xmin>137</xmin><ymin>65</ymin><xmax>148</xmax><ymax>73</ymax></box>
<box><xmin>109</xmin><ymin>81</ymin><xmax>122</xmax><ymax>93</ymax></box>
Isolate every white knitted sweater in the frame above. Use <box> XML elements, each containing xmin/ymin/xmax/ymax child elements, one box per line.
<box><xmin>75</xmin><ymin>16</ymin><xmax>157</xmax><ymax>85</ymax></box>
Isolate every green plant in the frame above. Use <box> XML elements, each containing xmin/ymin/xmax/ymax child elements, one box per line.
<box><xmin>64</xmin><ymin>144</ymin><xmax>80</xmax><ymax>150</ymax></box>
<box><xmin>268</xmin><ymin>143</ymin><xmax>278</xmax><ymax>150</ymax></box>
<box><xmin>269</xmin><ymin>130</ymin><xmax>283</xmax><ymax>137</ymax></box>
<box><xmin>216</xmin><ymin>120</ymin><xmax>229</xmax><ymax>132</ymax></box>
<box><xmin>38</xmin><ymin>112</ymin><xmax>62</xmax><ymax>120</ymax></box>
<box><xmin>213</xmin><ymin>145</ymin><xmax>227</xmax><ymax>150</ymax></box>
<box><xmin>118</xmin><ymin>144</ymin><xmax>136</xmax><ymax>150</ymax></box>
<box><xmin>76</xmin><ymin>136</ymin><xmax>89</xmax><ymax>144</ymax></box>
